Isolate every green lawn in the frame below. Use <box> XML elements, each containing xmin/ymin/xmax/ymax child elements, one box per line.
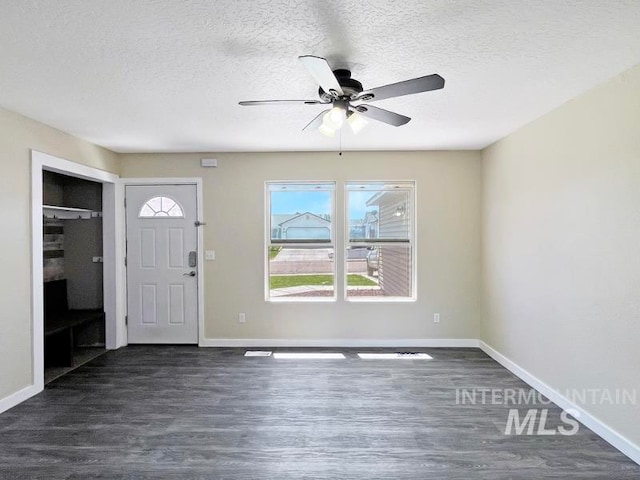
<box><xmin>270</xmin><ymin>274</ymin><xmax>377</xmax><ymax>289</ymax></box>
<box><xmin>268</xmin><ymin>246</ymin><xmax>282</xmax><ymax>260</ymax></box>
<box><xmin>347</xmin><ymin>274</ymin><xmax>378</xmax><ymax>286</ymax></box>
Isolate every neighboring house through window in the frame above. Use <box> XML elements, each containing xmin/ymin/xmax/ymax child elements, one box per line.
<box><xmin>266</xmin><ymin>182</ymin><xmax>335</xmax><ymax>300</ymax></box>
<box><xmin>346</xmin><ymin>182</ymin><xmax>415</xmax><ymax>300</ymax></box>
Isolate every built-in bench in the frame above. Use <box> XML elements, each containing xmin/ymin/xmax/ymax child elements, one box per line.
<box><xmin>44</xmin><ymin>279</ymin><xmax>105</xmax><ymax>366</ymax></box>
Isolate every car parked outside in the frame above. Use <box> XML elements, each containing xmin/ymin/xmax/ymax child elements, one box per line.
<box><xmin>366</xmin><ymin>247</ymin><xmax>379</xmax><ymax>276</ymax></box>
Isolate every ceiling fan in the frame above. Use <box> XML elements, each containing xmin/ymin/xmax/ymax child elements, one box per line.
<box><xmin>239</xmin><ymin>55</ymin><xmax>445</xmax><ymax>136</ymax></box>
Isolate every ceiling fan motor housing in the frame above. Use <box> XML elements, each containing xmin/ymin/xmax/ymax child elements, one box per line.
<box><xmin>318</xmin><ymin>69</ymin><xmax>364</xmax><ymax>101</ymax></box>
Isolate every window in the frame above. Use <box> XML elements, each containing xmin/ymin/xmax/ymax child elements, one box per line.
<box><xmin>139</xmin><ymin>196</ymin><xmax>184</xmax><ymax>218</ymax></box>
<box><xmin>266</xmin><ymin>182</ymin><xmax>335</xmax><ymax>300</ymax></box>
<box><xmin>345</xmin><ymin>182</ymin><xmax>415</xmax><ymax>300</ymax></box>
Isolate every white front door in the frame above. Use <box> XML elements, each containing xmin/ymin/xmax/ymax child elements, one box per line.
<box><xmin>125</xmin><ymin>184</ymin><xmax>199</xmax><ymax>343</ymax></box>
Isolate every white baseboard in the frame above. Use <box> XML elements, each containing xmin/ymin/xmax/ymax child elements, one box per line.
<box><xmin>200</xmin><ymin>338</ymin><xmax>480</xmax><ymax>348</ymax></box>
<box><xmin>0</xmin><ymin>384</ymin><xmax>41</xmax><ymax>415</ymax></box>
<box><xmin>479</xmin><ymin>341</ymin><xmax>640</xmax><ymax>466</ymax></box>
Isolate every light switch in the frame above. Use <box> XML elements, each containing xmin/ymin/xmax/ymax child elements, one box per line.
<box><xmin>205</xmin><ymin>250</ymin><xmax>216</xmax><ymax>261</ymax></box>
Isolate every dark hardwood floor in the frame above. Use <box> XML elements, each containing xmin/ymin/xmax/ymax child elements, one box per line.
<box><xmin>0</xmin><ymin>346</ymin><xmax>638</xmax><ymax>479</ymax></box>
<box><xmin>44</xmin><ymin>347</ymin><xmax>108</xmax><ymax>385</ymax></box>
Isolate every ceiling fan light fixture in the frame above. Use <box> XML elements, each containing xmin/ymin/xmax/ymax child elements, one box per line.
<box><xmin>329</xmin><ymin>105</ymin><xmax>346</xmax><ymax>123</ymax></box>
<box><xmin>318</xmin><ymin>122</ymin><xmax>336</xmax><ymax>137</ymax></box>
<box><xmin>347</xmin><ymin>111</ymin><xmax>368</xmax><ymax>134</ymax></box>
<box><xmin>323</xmin><ymin>107</ymin><xmax>345</xmax><ymax>129</ymax></box>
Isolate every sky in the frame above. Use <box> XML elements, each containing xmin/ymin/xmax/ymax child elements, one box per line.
<box><xmin>270</xmin><ymin>191</ymin><xmax>377</xmax><ymax>219</ymax></box>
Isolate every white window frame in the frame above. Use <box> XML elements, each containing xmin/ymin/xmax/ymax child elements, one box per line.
<box><xmin>344</xmin><ymin>181</ymin><xmax>417</xmax><ymax>302</ymax></box>
<box><xmin>265</xmin><ymin>181</ymin><xmax>337</xmax><ymax>302</ymax></box>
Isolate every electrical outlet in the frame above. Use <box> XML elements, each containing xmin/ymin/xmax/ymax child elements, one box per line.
<box><xmin>205</xmin><ymin>250</ymin><xmax>216</xmax><ymax>261</ymax></box>
<box><xmin>238</xmin><ymin>313</ymin><xmax>246</xmax><ymax>323</ymax></box>
<box><xmin>434</xmin><ymin>313</ymin><xmax>440</xmax><ymax>323</ymax></box>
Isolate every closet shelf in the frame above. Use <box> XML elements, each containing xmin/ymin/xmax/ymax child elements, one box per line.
<box><xmin>43</xmin><ymin>205</ymin><xmax>101</xmax><ymax>220</ymax></box>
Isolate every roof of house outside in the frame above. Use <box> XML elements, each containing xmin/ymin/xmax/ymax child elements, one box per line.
<box><xmin>366</xmin><ymin>190</ymin><xmax>407</xmax><ymax>206</ymax></box>
<box><xmin>273</xmin><ymin>212</ymin><xmax>330</xmax><ymax>227</ymax></box>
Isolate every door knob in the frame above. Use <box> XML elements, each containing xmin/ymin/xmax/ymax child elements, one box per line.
<box><xmin>183</xmin><ymin>271</ymin><xmax>196</xmax><ymax>277</ymax></box>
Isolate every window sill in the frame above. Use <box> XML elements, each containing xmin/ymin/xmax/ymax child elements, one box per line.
<box><xmin>266</xmin><ymin>297</ymin><xmax>337</xmax><ymax>303</ymax></box>
<box><xmin>345</xmin><ymin>296</ymin><xmax>417</xmax><ymax>303</ymax></box>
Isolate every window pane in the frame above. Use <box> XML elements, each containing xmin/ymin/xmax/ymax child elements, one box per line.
<box><xmin>139</xmin><ymin>204</ymin><xmax>156</xmax><ymax>217</ymax></box>
<box><xmin>268</xmin><ymin>246</ymin><xmax>335</xmax><ymax>298</ymax></box>
<box><xmin>270</xmin><ymin>184</ymin><xmax>333</xmax><ymax>242</ymax></box>
<box><xmin>139</xmin><ymin>196</ymin><xmax>184</xmax><ymax>218</ymax></box>
<box><xmin>347</xmin><ymin>185</ymin><xmax>411</xmax><ymax>242</ymax></box>
<box><xmin>346</xmin><ymin>244</ymin><xmax>412</xmax><ymax>298</ymax></box>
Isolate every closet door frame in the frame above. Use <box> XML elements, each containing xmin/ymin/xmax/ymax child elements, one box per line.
<box><xmin>31</xmin><ymin>150</ymin><xmax>125</xmax><ymax>393</ymax></box>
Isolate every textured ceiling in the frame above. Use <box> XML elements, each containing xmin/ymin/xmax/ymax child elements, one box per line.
<box><xmin>1</xmin><ymin>0</ymin><xmax>640</xmax><ymax>153</ymax></box>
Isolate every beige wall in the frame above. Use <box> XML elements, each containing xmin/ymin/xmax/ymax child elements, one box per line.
<box><xmin>482</xmin><ymin>65</ymin><xmax>640</xmax><ymax>445</ymax></box>
<box><xmin>121</xmin><ymin>151</ymin><xmax>482</xmax><ymax>341</ymax></box>
<box><xmin>0</xmin><ymin>107</ymin><xmax>119</xmax><ymax>399</ymax></box>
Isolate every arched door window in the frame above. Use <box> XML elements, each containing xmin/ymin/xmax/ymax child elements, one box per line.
<box><xmin>138</xmin><ymin>196</ymin><xmax>184</xmax><ymax>218</ymax></box>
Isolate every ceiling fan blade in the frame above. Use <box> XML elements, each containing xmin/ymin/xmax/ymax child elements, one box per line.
<box><xmin>239</xmin><ymin>100</ymin><xmax>323</xmax><ymax>106</ymax></box>
<box><xmin>356</xmin><ymin>74</ymin><xmax>444</xmax><ymax>102</ymax></box>
<box><xmin>298</xmin><ymin>55</ymin><xmax>344</xmax><ymax>97</ymax></box>
<box><xmin>354</xmin><ymin>105</ymin><xmax>411</xmax><ymax>126</ymax></box>
<box><xmin>302</xmin><ymin>109</ymin><xmax>330</xmax><ymax>131</ymax></box>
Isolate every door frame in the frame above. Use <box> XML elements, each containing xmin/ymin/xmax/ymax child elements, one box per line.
<box><xmin>122</xmin><ymin>178</ymin><xmax>205</xmax><ymax>346</ymax></box>
<box><xmin>31</xmin><ymin>150</ymin><xmax>126</xmax><ymax>393</ymax></box>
